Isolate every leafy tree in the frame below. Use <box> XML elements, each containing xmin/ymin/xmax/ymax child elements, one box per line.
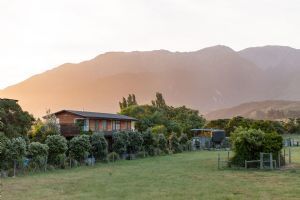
<box><xmin>6</xmin><ymin>137</ymin><xmax>27</xmax><ymax>163</ymax></box>
<box><xmin>44</xmin><ymin>110</ymin><xmax>60</xmax><ymax>134</ymax></box>
<box><xmin>270</xmin><ymin>121</ymin><xmax>286</xmax><ymax>135</ymax></box>
<box><xmin>225</xmin><ymin>116</ymin><xmax>252</xmax><ymax>135</ymax></box>
<box><xmin>120</xmin><ymin>93</ymin><xmax>205</xmax><ymax>137</ymax></box>
<box><xmin>205</xmin><ymin>119</ymin><xmax>230</xmax><ymax>130</ymax></box>
<box><xmin>142</xmin><ymin>129</ymin><xmax>156</xmax><ymax>156</ymax></box>
<box><xmin>28</xmin><ymin>142</ymin><xmax>49</xmax><ymax>168</ymax></box>
<box><xmin>168</xmin><ymin>133</ymin><xmax>182</xmax><ymax>153</ymax></box>
<box><xmin>230</xmin><ymin>127</ymin><xmax>283</xmax><ymax>166</ymax></box>
<box><xmin>0</xmin><ymin>99</ymin><xmax>34</xmax><ymax>138</ymax></box>
<box><xmin>29</xmin><ymin>110</ymin><xmax>60</xmax><ymax>142</ymax></box>
<box><xmin>127</xmin><ymin>131</ymin><xmax>143</xmax><ymax>154</ymax></box>
<box><xmin>119</xmin><ymin>97</ymin><xmax>127</xmax><ymax>110</ymax></box>
<box><xmin>157</xmin><ymin>134</ymin><xmax>168</xmax><ymax>153</ymax></box>
<box><xmin>90</xmin><ymin>132</ymin><xmax>108</xmax><ymax>161</ymax></box>
<box><xmin>28</xmin><ymin>119</ymin><xmax>44</xmax><ymax>142</ymax></box>
<box><xmin>121</xmin><ymin>105</ymin><xmax>165</xmax><ymax>132</ymax></box>
<box><xmin>119</xmin><ymin>94</ymin><xmax>138</xmax><ymax>110</ymax></box>
<box><xmin>69</xmin><ymin>135</ymin><xmax>91</xmax><ymax>162</ymax></box>
<box><xmin>170</xmin><ymin>106</ymin><xmax>205</xmax><ymax>137</ymax></box>
<box><xmin>0</xmin><ymin>133</ymin><xmax>9</xmax><ymax>169</ymax></box>
<box><xmin>151</xmin><ymin>125</ymin><xmax>167</xmax><ymax>135</ymax></box>
<box><xmin>284</xmin><ymin>118</ymin><xmax>300</xmax><ymax>134</ymax></box>
<box><xmin>45</xmin><ymin>135</ymin><xmax>68</xmax><ymax>165</ymax></box>
<box><xmin>179</xmin><ymin>133</ymin><xmax>189</xmax><ymax>151</ymax></box>
<box><xmin>112</xmin><ymin>131</ymin><xmax>129</xmax><ymax>155</ymax></box>
<box><xmin>151</xmin><ymin>92</ymin><xmax>166</xmax><ymax>108</ymax></box>
<box><xmin>250</xmin><ymin>120</ymin><xmax>277</xmax><ymax>133</ymax></box>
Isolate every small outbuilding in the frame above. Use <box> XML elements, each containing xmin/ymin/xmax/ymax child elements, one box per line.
<box><xmin>190</xmin><ymin>128</ymin><xmax>226</xmax><ymax>149</ymax></box>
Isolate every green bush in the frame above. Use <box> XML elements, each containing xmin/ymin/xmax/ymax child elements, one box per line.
<box><xmin>142</xmin><ymin>130</ymin><xmax>156</xmax><ymax>156</ymax></box>
<box><xmin>112</xmin><ymin>131</ymin><xmax>129</xmax><ymax>155</ymax></box>
<box><xmin>69</xmin><ymin>135</ymin><xmax>91</xmax><ymax>162</ymax></box>
<box><xmin>157</xmin><ymin>134</ymin><xmax>168</xmax><ymax>153</ymax></box>
<box><xmin>179</xmin><ymin>133</ymin><xmax>189</xmax><ymax>151</ymax></box>
<box><xmin>45</xmin><ymin>135</ymin><xmax>68</xmax><ymax>166</ymax></box>
<box><xmin>108</xmin><ymin>152</ymin><xmax>120</xmax><ymax>162</ymax></box>
<box><xmin>151</xmin><ymin>125</ymin><xmax>167</xmax><ymax>135</ymax></box>
<box><xmin>169</xmin><ymin>133</ymin><xmax>182</xmax><ymax>153</ymax></box>
<box><xmin>28</xmin><ymin>142</ymin><xmax>49</xmax><ymax>168</ymax></box>
<box><xmin>28</xmin><ymin>142</ymin><xmax>49</xmax><ymax>158</ymax></box>
<box><xmin>6</xmin><ymin>137</ymin><xmax>27</xmax><ymax>162</ymax></box>
<box><xmin>127</xmin><ymin>131</ymin><xmax>143</xmax><ymax>154</ymax></box>
<box><xmin>230</xmin><ymin>127</ymin><xmax>283</xmax><ymax>166</ymax></box>
<box><xmin>186</xmin><ymin>140</ymin><xmax>192</xmax><ymax>151</ymax></box>
<box><xmin>0</xmin><ymin>133</ymin><xmax>9</xmax><ymax>169</ymax></box>
<box><xmin>91</xmin><ymin>132</ymin><xmax>108</xmax><ymax>161</ymax></box>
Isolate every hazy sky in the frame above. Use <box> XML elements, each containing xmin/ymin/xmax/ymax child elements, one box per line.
<box><xmin>0</xmin><ymin>0</ymin><xmax>299</xmax><ymax>89</ymax></box>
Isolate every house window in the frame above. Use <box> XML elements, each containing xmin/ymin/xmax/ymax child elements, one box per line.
<box><xmin>102</xmin><ymin>120</ymin><xmax>107</xmax><ymax>130</ymax></box>
<box><xmin>127</xmin><ymin>121</ymin><xmax>131</xmax><ymax>130</ymax></box>
<box><xmin>95</xmin><ymin>120</ymin><xmax>99</xmax><ymax>131</ymax></box>
<box><xmin>75</xmin><ymin>118</ymin><xmax>89</xmax><ymax>131</ymax></box>
<box><xmin>83</xmin><ymin>119</ymin><xmax>89</xmax><ymax>131</ymax></box>
<box><xmin>112</xmin><ymin>120</ymin><xmax>120</xmax><ymax>130</ymax></box>
<box><xmin>116</xmin><ymin>121</ymin><xmax>120</xmax><ymax>130</ymax></box>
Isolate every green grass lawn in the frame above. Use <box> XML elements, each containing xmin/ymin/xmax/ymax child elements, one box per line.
<box><xmin>1</xmin><ymin>148</ymin><xmax>300</xmax><ymax>200</ymax></box>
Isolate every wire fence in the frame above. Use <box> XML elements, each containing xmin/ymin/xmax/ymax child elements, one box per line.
<box><xmin>218</xmin><ymin>148</ymin><xmax>296</xmax><ymax>170</ymax></box>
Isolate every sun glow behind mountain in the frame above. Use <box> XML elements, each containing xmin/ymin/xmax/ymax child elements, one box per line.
<box><xmin>1</xmin><ymin>45</ymin><xmax>300</xmax><ymax>118</ymax></box>
<box><xmin>1</xmin><ymin>0</ymin><xmax>300</xmax><ymax>88</ymax></box>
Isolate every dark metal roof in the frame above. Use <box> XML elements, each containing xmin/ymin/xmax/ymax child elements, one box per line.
<box><xmin>54</xmin><ymin>110</ymin><xmax>137</xmax><ymax>121</ymax></box>
<box><xmin>191</xmin><ymin>128</ymin><xmax>224</xmax><ymax>132</ymax></box>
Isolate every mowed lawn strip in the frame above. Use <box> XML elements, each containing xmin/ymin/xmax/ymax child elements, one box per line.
<box><xmin>2</xmin><ymin>149</ymin><xmax>300</xmax><ymax>200</ymax></box>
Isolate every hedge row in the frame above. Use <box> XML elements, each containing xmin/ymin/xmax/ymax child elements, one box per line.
<box><xmin>0</xmin><ymin>131</ymin><xmax>191</xmax><ymax>176</ymax></box>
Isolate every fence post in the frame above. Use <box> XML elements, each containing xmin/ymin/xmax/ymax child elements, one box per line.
<box><xmin>245</xmin><ymin>160</ymin><xmax>247</xmax><ymax>169</ymax></box>
<box><xmin>260</xmin><ymin>153</ymin><xmax>263</xmax><ymax>169</ymax></box>
<box><xmin>218</xmin><ymin>153</ymin><xmax>220</xmax><ymax>169</ymax></box>
<box><xmin>278</xmin><ymin>152</ymin><xmax>281</xmax><ymax>168</ymax></box>
<box><xmin>13</xmin><ymin>160</ymin><xmax>16</xmax><ymax>177</ymax></box>
<box><xmin>289</xmin><ymin>148</ymin><xmax>291</xmax><ymax>164</ymax></box>
<box><xmin>227</xmin><ymin>151</ymin><xmax>230</xmax><ymax>161</ymax></box>
<box><xmin>283</xmin><ymin>149</ymin><xmax>286</xmax><ymax>164</ymax></box>
<box><xmin>270</xmin><ymin>153</ymin><xmax>273</xmax><ymax>170</ymax></box>
<box><xmin>44</xmin><ymin>156</ymin><xmax>48</xmax><ymax>172</ymax></box>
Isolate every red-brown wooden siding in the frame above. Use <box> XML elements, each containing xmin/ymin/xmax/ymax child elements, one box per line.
<box><xmin>54</xmin><ymin>111</ymin><xmax>134</xmax><ymax>138</ymax></box>
<box><xmin>55</xmin><ymin>112</ymin><xmax>80</xmax><ymax>124</ymax></box>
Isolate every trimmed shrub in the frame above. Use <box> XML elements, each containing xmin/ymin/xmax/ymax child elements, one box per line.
<box><xmin>91</xmin><ymin>132</ymin><xmax>108</xmax><ymax>161</ymax></box>
<box><xmin>0</xmin><ymin>133</ymin><xmax>9</xmax><ymax>169</ymax></box>
<box><xmin>108</xmin><ymin>152</ymin><xmax>120</xmax><ymax>162</ymax></box>
<box><xmin>127</xmin><ymin>132</ymin><xmax>143</xmax><ymax>154</ymax></box>
<box><xmin>179</xmin><ymin>133</ymin><xmax>189</xmax><ymax>151</ymax></box>
<box><xmin>45</xmin><ymin>135</ymin><xmax>68</xmax><ymax>166</ymax></box>
<box><xmin>28</xmin><ymin>142</ymin><xmax>49</xmax><ymax>168</ymax></box>
<box><xmin>230</xmin><ymin>127</ymin><xmax>283</xmax><ymax>166</ymax></box>
<box><xmin>142</xmin><ymin>130</ymin><xmax>156</xmax><ymax>156</ymax></box>
<box><xmin>6</xmin><ymin>137</ymin><xmax>27</xmax><ymax>162</ymax></box>
<box><xmin>69</xmin><ymin>135</ymin><xmax>91</xmax><ymax>162</ymax></box>
<box><xmin>169</xmin><ymin>133</ymin><xmax>182</xmax><ymax>153</ymax></box>
<box><xmin>112</xmin><ymin>131</ymin><xmax>129</xmax><ymax>155</ymax></box>
<box><xmin>157</xmin><ymin>134</ymin><xmax>168</xmax><ymax>153</ymax></box>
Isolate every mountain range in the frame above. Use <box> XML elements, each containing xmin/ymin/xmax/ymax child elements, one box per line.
<box><xmin>0</xmin><ymin>45</ymin><xmax>300</xmax><ymax>119</ymax></box>
<box><xmin>205</xmin><ymin>100</ymin><xmax>300</xmax><ymax>120</ymax></box>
